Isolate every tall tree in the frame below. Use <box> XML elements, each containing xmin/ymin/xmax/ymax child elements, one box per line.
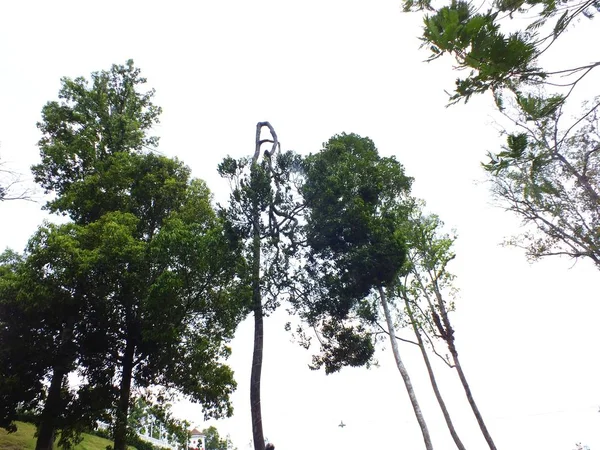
<box><xmin>21</xmin><ymin>61</ymin><xmax>246</xmax><ymax>450</ymax></box>
<box><xmin>300</xmin><ymin>133</ymin><xmax>435</xmax><ymax>450</ymax></box>
<box><xmin>398</xmin><ymin>209</ymin><xmax>497</xmax><ymax>450</ymax></box>
<box><xmin>403</xmin><ymin>295</ymin><xmax>467</xmax><ymax>450</ymax></box>
<box><xmin>218</xmin><ymin>122</ymin><xmax>302</xmax><ymax>450</ymax></box>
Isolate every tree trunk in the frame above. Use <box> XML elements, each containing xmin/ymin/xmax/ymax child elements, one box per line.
<box><xmin>449</xmin><ymin>335</ymin><xmax>497</xmax><ymax>450</ymax></box>
<box><xmin>250</xmin><ymin>294</ymin><xmax>265</xmax><ymax>450</ymax></box>
<box><xmin>248</xmin><ymin>122</ymin><xmax>280</xmax><ymax>450</ymax></box>
<box><xmin>35</xmin><ymin>367</ymin><xmax>66</xmax><ymax>450</ymax></box>
<box><xmin>250</xmin><ymin>159</ymin><xmax>265</xmax><ymax>450</ymax></box>
<box><xmin>113</xmin><ymin>337</ymin><xmax>136</xmax><ymax>450</ymax></box>
<box><xmin>35</xmin><ymin>319</ymin><xmax>75</xmax><ymax>450</ymax></box>
<box><xmin>379</xmin><ymin>286</ymin><xmax>433</xmax><ymax>450</ymax></box>
<box><xmin>431</xmin><ymin>288</ymin><xmax>497</xmax><ymax>450</ymax></box>
<box><xmin>405</xmin><ymin>298</ymin><xmax>466</xmax><ymax>450</ymax></box>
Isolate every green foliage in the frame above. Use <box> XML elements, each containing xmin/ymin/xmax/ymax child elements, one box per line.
<box><xmin>308</xmin><ymin>319</ymin><xmax>375</xmax><ymax>374</ymax></box>
<box><xmin>218</xmin><ymin>146</ymin><xmax>303</xmax><ymax>310</ymax></box>
<box><xmin>406</xmin><ymin>0</ymin><xmax>598</xmax><ymax>106</ymax></box>
<box><xmin>302</xmin><ymin>133</ymin><xmax>412</xmax><ymax>313</ymax></box>
<box><xmin>201</xmin><ymin>426</ymin><xmax>236</xmax><ymax>450</ymax></box>
<box><xmin>421</xmin><ymin>0</ymin><xmax>539</xmax><ymax>103</ymax></box>
<box><xmin>396</xmin><ymin>208</ymin><xmax>459</xmax><ymax>340</ymax></box>
<box><xmin>2</xmin><ymin>61</ymin><xmax>247</xmax><ymax>449</ymax></box>
<box><xmin>73</xmin><ymin>159</ymin><xmax>246</xmax><ymax>418</ymax></box>
<box><xmin>0</xmin><ymin>229</ymin><xmax>109</xmax><ymax>439</ymax></box>
<box><xmin>0</xmin><ymin>251</ymin><xmax>41</xmax><ymax>433</ymax></box>
<box><xmin>127</xmin><ymin>397</ymin><xmax>189</xmax><ymax>448</ymax></box>
<box><xmin>298</xmin><ymin>133</ymin><xmax>413</xmax><ymax>371</ymax></box>
<box><xmin>33</xmin><ymin>60</ymin><xmax>161</xmax><ymax>220</ymax></box>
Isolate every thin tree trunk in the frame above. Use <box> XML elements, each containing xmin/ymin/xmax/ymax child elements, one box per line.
<box><xmin>113</xmin><ymin>337</ymin><xmax>136</xmax><ymax>450</ymax></box>
<box><xmin>379</xmin><ymin>286</ymin><xmax>433</xmax><ymax>450</ymax></box>
<box><xmin>250</xmin><ymin>287</ymin><xmax>265</xmax><ymax>450</ymax></box>
<box><xmin>249</xmin><ymin>122</ymin><xmax>279</xmax><ymax>450</ymax></box>
<box><xmin>250</xmin><ymin>131</ymin><xmax>265</xmax><ymax>450</ymax></box>
<box><xmin>405</xmin><ymin>298</ymin><xmax>466</xmax><ymax>450</ymax></box>
<box><xmin>448</xmin><ymin>330</ymin><xmax>496</xmax><ymax>450</ymax></box>
<box><xmin>431</xmin><ymin>287</ymin><xmax>497</xmax><ymax>450</ymax></box>
<box><xmin>35</xmin><ymin>319</ymin><xmax>75</xmax><ymax>450</ymax></box>
<box><xmin>452</xmin><ymin>348</ymin><xmax>495</xmax><ymax>450</ymax></box>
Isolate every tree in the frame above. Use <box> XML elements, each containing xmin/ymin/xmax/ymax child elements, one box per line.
<box><xmin>0</xmin><ymin>223</ymin><xmax>118</xmax><ymax>449</ymax></box>
<box><xmin>404</xmin><ymin>294</ymin><xmax>466</xmax><ymax>450</ymax></box>
<box><xmin>398</xmin><ymin>209</ymin><xmax>497</xmax><ymax>450</ymax></box>
<box><xmin>402</xmin><ymin>0</ymin><xmax>600</xmax><ymax>268</ymax></box>
<box><xmin>218</xmin><ymin>122</ymin><xmax>302</xmax><ymax>450</ymax></box>
<box><xmin>32</xmin><ymin>59</ymin><xmax>161</xmax><ymax>223</ymax></box>
<box><xmin>128</xmin><ymin>396</ymin><xmax>191</xmax><ymax>449</ymax></box>
<box><xmin>300</xmin><ymin>133</ymin><xmax>436</xmax><ymax>450</ymax></box>
<box><xmin>20</xmin><ymin>61</ymin><xmax>246</xmax><ymax>450</ymax></box>
<box><xmin>201</xmin><ymin>426</ymin><xmax>236</xmax><ymax>450</ymax></box>
<box><xmin>482</xmin><ymin>97</ymin><xmax>600</xmax><ymax>265</ymax></box>
<box><xmin>0</xmin><ymin>250</ymin><xmax>48</xmax><ymax>434</ymax></box>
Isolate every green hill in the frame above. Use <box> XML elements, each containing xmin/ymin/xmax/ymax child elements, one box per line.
<box><xmin>0</xmin><ymin>422</ymin><xmax>133</xmax><ymax>450</ymax></box>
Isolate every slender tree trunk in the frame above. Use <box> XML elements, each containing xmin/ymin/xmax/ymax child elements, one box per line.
<box><xmin>250</xmin><ymin>288</ymin><xmax>265</xmax><ymax>450</ymax></box>
<box><xmin>431</xmin><ymin>289</ymin><xmax>497</xmax><ymax>450</ymax></box>
<box><xmin>250</xmin><ymin>167</ymin><xmax>265</xmax><ymax>450</ymax></box>
<box><xmin>379</xmin><ymin>286</ymin><xmax>433</xmax><ymax>450</ymax></box>
<box><xmin>405</xmin><ymin>299</ymin><xmax>466</xmax><ymax>450</ymax></box>
<box><xmin>248</xmin><ymin>122</ymin><xmax>280</xmax><ymax>450</ymax></box>
<box><xmin>35</xmin><ymin>319</ymin><xmax>75</xmax><ymax>450</ymax></box>
<box><xmin>113</xmin><ymin>337</ymin><xmax>136</xmax><ymax>450</ymax></box>
<box><xmin>448</xmin><ymin>333</ymin><xmax>496</xmax><ymax>450</ymax></box>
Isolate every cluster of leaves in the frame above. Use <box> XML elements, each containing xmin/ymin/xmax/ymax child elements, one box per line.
<box><xmin>293</xmin><ymin>133</ymin><xmax>414</xmax><ymax>373</ymax></box>
<box><xmin>218</xmin><ymin>147</ymin><xmax>303</xmax><ymax>311</ymax></box>
<box><xmin>405</xmin><ymin>0</ymin><xmax>599</xmax><ymax>106</ymax></box>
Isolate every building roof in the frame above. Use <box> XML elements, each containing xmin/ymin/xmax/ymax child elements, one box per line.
<box><xmin>190</xmin><ymin>428</ymin><xmax>203</xmax><ymax>437</ymax></box>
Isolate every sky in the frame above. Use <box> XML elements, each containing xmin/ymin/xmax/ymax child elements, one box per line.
<box><xmin>1</xmin><ymin>1</ymin><xmax>599</xmax><ymax>450</ymax></box>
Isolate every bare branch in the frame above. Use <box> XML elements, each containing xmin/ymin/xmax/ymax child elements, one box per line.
<box><xmin>375</xmin><ymin>321</ymin><xmax>420</xmax><ymax>346</ymax></box>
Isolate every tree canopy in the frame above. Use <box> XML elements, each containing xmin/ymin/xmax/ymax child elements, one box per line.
<box><xmin>1</xmin><ymin>61</ymin><xmax>247</xmax><ymax>450</ymax></box>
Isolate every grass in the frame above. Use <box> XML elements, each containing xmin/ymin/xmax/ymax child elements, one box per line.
<box><xmin>0</xmin><ymin>421</ymin><xmax>134</xmax><ymax>450</ymax></box>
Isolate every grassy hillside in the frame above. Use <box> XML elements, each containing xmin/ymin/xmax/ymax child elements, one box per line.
<box><xmin>0</xmin><ymin>421</ymin><xmax>131</xmax><ymax>450</ymax></box>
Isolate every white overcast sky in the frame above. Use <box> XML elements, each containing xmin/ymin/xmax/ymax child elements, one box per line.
<box><xmin>1</xmin><ymin>1</ymin><xmax>599</xmax><ymax>450</ymax></box>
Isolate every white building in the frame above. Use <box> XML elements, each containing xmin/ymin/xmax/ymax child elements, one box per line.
<box><xmin>188</xmin><ymin>428</ymin><xmax>206</xmax><ymax>450</ymax></box>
